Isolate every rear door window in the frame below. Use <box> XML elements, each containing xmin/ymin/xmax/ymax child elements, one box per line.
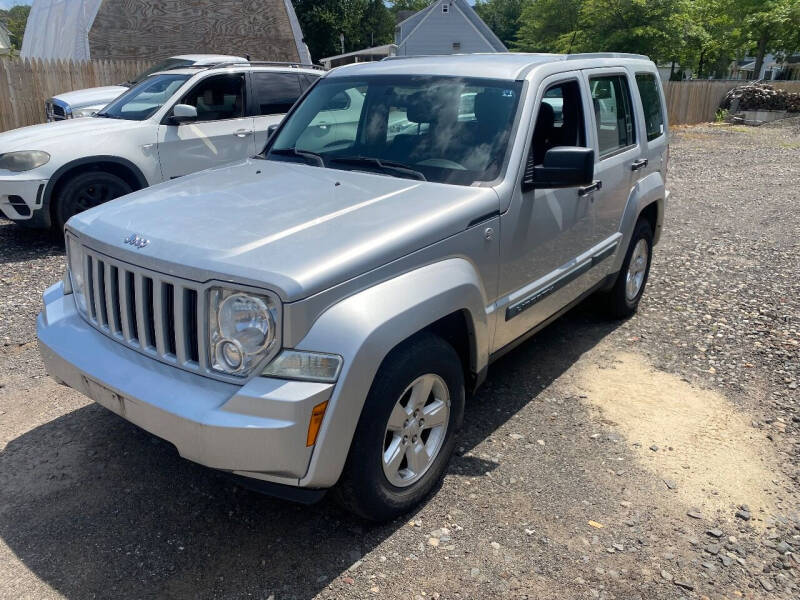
<box><xmin>251</xmin><ymin>72</ymin><xmax>303</xmax><ymax>116</ymax></box>
<box><xmin>589</xmin><ymin>75</ymin><xmax>636</xmax><ymax>157</ymax></box>
<box><xmin>635</xmin><ymin>73</ymin><xmax>665</xmax><ymax>141</ymax></box>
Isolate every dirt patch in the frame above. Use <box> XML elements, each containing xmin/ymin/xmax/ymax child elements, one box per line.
<box><xmin>573</xmin><ymin>352</ymin><xmax>786</xmax><ymax>525</ymax></box>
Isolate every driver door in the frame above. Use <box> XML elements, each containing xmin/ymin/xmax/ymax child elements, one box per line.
<box><xmin>493</xmin><ymin>73</ymin><xmax>595</xmax><ymax>352</ymax></box>
<box><xmin>157</xmin><ymin>73</ymin><xmax>255</xmax><ymax>179</ymax></box>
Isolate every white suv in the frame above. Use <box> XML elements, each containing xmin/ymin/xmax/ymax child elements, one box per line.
<box><xmin>45</xmin><ymin>54</ymin><xmax>248</xmax><ymax>121</ymax></box>
<box><xmin>1</xmin><ymin>61</ymin><xmax>322</xmax><ymax>231</ymax></box>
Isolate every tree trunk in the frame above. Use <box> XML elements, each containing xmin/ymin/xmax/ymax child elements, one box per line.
<box><xmin>752</xmin><ymin>33</ymin><xmax>769</xmax><ymax>80</ymax></box>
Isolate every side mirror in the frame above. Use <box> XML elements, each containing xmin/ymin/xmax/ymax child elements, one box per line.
<box><xmin>267</xmin><ymin>124</ymin><xmax>279</xmax><ymax>139</ymax></box>
<box><xmin>170</xmin><ymin>103</ymin><xmax>197</xmax><ymax>124</ymax></box>
<box><xmin>522</xmin><ymin>146</ymin><xmax>594</xmax><ymax>192</ymax></box>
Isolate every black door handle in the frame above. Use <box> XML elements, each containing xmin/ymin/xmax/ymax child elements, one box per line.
<box><xmin>578</xmin><ymin>180</ymin><xmax>602</xmax><ymax>196</ymax></box>
<box><xmin>631</xmin><ymin>158</ymin><xmax>649</xmax><ymax>171</ymax></box>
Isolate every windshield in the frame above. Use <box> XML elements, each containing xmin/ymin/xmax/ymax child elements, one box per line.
<box><xmin>130</xmin><ymin>58</ymin><xmax>195</xmax><ymax>85</ymax></box>
<box><xmin>97</xmin><ymin>74</ymin><xmax>190</xmax><ymax>121</ymax></box>
<box><xmin>265</xmin><ymin>75</ymin><xmax>523</xmax><ymax>186</ymax></box>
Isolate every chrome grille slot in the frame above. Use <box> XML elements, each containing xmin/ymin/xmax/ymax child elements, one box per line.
<box><xmin>123</xmin><ymin>270</ymin><xmax>138</xmax><ymax>343</ymax></box>
<box><xmin>81</xmin><ymin>247</ymin><xmax>205</xmax><ymax>374</ymax></box>
<box><xmin>143</xmin><ymin>276</ymin><xmax>156</xmax><ymax>351</ymax></box>
<box><xmin>107</xmin><ymin>265</ymin><xmax>122</xmax><ymax>335</ymax></box>
<box><xmin>185</xmin><ymin>289</ymin><xmax>200</xmax><ymax>364</ymax></box>
<box><xmin>164</xmin><ymin>283</ymin><xmax>176</xmax><ymax>357</ymax></box>
<box><xmin>95</xmin><ymin>259</ymin><xmax>108</xmax><ymax>328</ymax></box>
<box><xmin>86</xmin><ymin>255</ymin><xmax>97</xmax><ymax>321</ymax></box>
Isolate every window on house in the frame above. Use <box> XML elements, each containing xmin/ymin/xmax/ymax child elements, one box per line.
<box><xmin>452</xmin><ymin>42</ymin><xmax>461</xmax><ymax>51</ymax></box>
<box><xmin>590</xmin><ymin>74</ymin><xmax>636</xmax><ymax>157</ymax></box>
<box><xmin>442</xmin><ymin>3</ymin><xmax>449</xmax><ymax>13</ymax></box>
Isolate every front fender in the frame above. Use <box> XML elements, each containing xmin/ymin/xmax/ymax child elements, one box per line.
<box><xmin>612</xmin><ymin>172</ymin><xmax>666</xmax><ymax>273</ymax></box>
<box><xmin>296</xmin><ymin>258</ymin><xmax>490</xmax><ymax>488</ymax></box>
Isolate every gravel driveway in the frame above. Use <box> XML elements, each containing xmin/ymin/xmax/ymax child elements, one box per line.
<box><xmin>1</xmin><ymin>120</ymin><xmax>798</xmax><ymax>599</ymax></box>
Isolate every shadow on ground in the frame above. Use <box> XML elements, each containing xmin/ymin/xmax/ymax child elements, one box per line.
<box><xmin>0</xmin><ymin>304</ymin><xmax>621</xmax><ymax>599</ymax></box>
<box><xmin>0</xmin><ymin>218</ymin><xmax>62</xmax><ymax>264</ymax></box>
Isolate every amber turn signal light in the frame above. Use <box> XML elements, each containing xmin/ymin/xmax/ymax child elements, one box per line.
<box><xmin>306</xmin><ymin>400</ymin><xmax>329</xmax><ymax>447</ymax></box>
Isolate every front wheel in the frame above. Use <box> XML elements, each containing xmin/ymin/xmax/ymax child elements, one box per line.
<box><xmin>53</xmin><ymin>170</ymin><xmax>132</xmax><ymax>233</ymax></box>
<box><xmin>604</xmin><ymin>218</ymin><xmax>654</xmax><ymax>318</ymax></box>
<box><xmin>334</xmin><ymin>333</ymin><xmax>465</xmax><ymax>521</ymax></box>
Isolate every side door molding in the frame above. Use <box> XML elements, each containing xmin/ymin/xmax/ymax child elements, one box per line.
<box><xmin>503</xmin><ymin>233</ymin><xmax>621</xmax><ymax>321</ymax></box>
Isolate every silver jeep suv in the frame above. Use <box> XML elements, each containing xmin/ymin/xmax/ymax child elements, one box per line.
<box><xmin>37</xmin><ymin>53</ymin><xmax>669</xmax><ymax>520</ymax></box>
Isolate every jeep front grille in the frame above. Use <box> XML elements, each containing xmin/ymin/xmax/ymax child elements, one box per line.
<box><xmin>82</xmin><ymin>247</ymin><xmax>206</xmax><ymax>372</ymax></box>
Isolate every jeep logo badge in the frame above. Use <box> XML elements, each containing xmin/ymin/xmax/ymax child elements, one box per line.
<box><xmin>123</xmin><ymin>233</ymin><xmax>150</xmax><ymax>249</ymax></box>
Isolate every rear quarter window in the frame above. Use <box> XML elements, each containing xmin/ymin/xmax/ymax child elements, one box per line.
<box><xmin>635</xmin><ymin>73</ymin><xmax>665</xmax><ymax>141</ymax></box>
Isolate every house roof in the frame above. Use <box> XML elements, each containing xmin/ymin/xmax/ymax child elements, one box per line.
<box><xmin>397</xmin><ymin>0</ymin><xmax>506</xmax><ymax>53</ymax></box>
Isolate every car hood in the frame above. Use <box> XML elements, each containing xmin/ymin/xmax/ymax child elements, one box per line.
<box><xmin>68</xmin><ymin>159</ymin><xmax>500</xmax><ymax>301</ymax></box>
<box><xmin>0</xmin><ymin>117</ymin><xmax>145</xmax><ymax>153</ymax></box>
<box><xmin>51</xmin><ymin>85</ymin><xmax>128</xmax><ymax>108</ymax></box>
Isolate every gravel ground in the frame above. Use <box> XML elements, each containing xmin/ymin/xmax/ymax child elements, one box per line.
<box><xmin>1</xmin><ymin>120</ymin><xmax>798</xmax><ymax>599</ymax></box>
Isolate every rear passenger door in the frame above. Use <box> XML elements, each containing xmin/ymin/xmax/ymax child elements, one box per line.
<box><xmin>250</xmin><ymin>71</ymin><xmax>314</xmax><ymax>151</ymax></box>
<box><xmin>582</xmin><ymin>69</ymin><xmax>642</xmax><ymax>245</ymax></box>
<box><xmin>633</xmin><ymin>71</ymin><xmax>668</xmax><ymax>181</ymax></box>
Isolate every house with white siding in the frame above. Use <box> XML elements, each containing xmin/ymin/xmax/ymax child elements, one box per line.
<box><xmin>395</xmin><ymin>0</ymin><xmax>507</xmax><ymax>57</ymax></box>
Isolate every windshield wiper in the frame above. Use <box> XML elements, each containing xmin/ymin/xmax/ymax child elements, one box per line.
<box><xmin>269</xmin><ymin>147</ymin><xmax>325</xmax><ymax>167</ymax></box>
<box><xmin>329</xmin><ymin>156</ymin><xmax>426</xmax><ymax>181</ymax></box>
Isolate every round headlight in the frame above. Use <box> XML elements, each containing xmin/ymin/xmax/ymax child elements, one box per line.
<box><xmin>218</xmin><ymin>293</ymin><xmax>274</xmax><ymax>355</ymax></box>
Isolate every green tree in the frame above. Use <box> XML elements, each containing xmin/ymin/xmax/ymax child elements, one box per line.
<box><xmin>473</xmin><ymin>0</ymin><xmax>524</xmax><ymax>48</ymax></box>
<box><xmin>515</xmin><ymin>0</ymin><xmax>583</xmax><ymax>53</ymax></box>
<box><xmin>516</xmin><ymin>0</ymin><xmax>690</xmax><ymax>65</ymax></box>
<box><xmin>0</xmin><ymin>4</ymin><xmax>31</xmax><ymax>51</ymax></box>
<box><xmin>732</xmin><ymin>0</ymin><xmax>800</xmax><ymax>79</ymax></box>
<box><xmin>294</xmin><ymin>0</ymin><xmax>395</xmax><ymax>61</ymax></box>
<box><xmin>386</xmin><ymin>0</ymin><xmax>430</xmax><ymax>15</ymax></box>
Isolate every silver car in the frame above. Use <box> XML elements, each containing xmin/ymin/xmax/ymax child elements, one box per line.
<box><xmin>37</xmin><ymin>53</ymin><xmax>669</xmax><ymax>520</ymax></box>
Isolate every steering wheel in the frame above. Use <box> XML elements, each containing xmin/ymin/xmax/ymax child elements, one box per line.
<box><xmin>415</xmin><ymin>158</ymin><xmax>467</xmax><ymax>171</ymax></box>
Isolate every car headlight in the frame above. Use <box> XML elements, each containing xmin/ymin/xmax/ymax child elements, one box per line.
<box><xmin>0</xmin><ymin>150</ymin><xmax>50</xmax><ymax>172</ymax></box>
<box><xmin>209</xmin><ymin>288</ymin><xmax>279</xmax><ymax>376</ymax></box>
<box><xmin>65</xmin><ymin>234</ymin><xmax>88</xmax><ymax>315</ymax></box>
<box><xmin>262</xmin><ymin>350</ymin><xmax>342</xmax><ymax>383</ymax></box>
<box><xmin>71</xmin><ymin>107</ymin><xmax>98</xmax><ymax>118</ymax></box>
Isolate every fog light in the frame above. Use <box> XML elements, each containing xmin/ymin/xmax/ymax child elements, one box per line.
<box><xmin>217</xmin><ymin>339</ymin><xmax>244</xmax><ymax>372</ymax></box>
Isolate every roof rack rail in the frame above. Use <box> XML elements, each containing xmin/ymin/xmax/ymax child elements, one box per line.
<box><xmin>565</xmin><ymin>52</ymin><xmax>650</xmax><ymax>61</ymax></box>
<box><xmin>208</xmin><ymin>61</ymin><xmax>325</xmax><ymax>71</ymax></box>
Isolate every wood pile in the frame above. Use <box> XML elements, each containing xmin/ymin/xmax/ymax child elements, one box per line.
<box><xmin>721</xmin><ymin>83</ymin><xmax>800</xmax><ymax>112</ymax></box>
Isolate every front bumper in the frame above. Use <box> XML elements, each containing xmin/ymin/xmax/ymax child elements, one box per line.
<box><xmin>37</xmin><ymin>282</ymin><xmax>333</xmax><ymax>488</ymax></box>
<box><xmin>0</xmin><ymin>173</ymin><xmax>48</xmax><ymax>221</ymax></box>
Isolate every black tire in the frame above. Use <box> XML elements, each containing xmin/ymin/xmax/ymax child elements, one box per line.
<box><xmin>604</xmin><ymin>218</ymin><xmax>654</xmax><ymax>319</ymax></box>
<box><xmin>334</xmin><ymin>332</ymin><xmax>465</xmax><ymax>521</ymax></box>
<box><xmin>53</xmin><ymin>170</ymin><xmax>132</xmax><ymax>233</ymax></box>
